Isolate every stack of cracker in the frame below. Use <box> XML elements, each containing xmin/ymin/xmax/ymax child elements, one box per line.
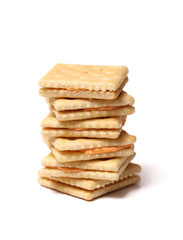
<box><xmin>38</xmin><ymin>63</ymin><xmax>141</xmax><ymax>201</ymax></box>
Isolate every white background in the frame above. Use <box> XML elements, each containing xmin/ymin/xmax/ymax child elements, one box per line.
<box><xmin>0</xmin><ymin>0</ymin><xmax>183</xmax><ymax>239</ymax></box>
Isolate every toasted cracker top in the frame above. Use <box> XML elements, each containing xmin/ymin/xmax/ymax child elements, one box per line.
<box><xmin>38</xmin><ymin>63</ymin><xmax>128</xmax><ymax>91</ymax></box>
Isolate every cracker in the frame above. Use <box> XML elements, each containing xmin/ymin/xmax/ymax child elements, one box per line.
<box><xmin>39</xmin><ymin>77</ymin><xmax>127</xmax><ymax>100</ymax></box>
<box><xmin>42</xmin><ymin>135</ymin><xmax>52</xmax><ymax>148</ymax></box>
<box><xmin>50</xmin><ymin>105</ymin><xmax>135</xmax><ymax>121</ymax></box>
<box><xmin>38</xmin><ymin>63</ymin><xmax>128</xmax><ymax>91</ymax></box>
<box><xmin>51</xmin><ymin>130</ymin><xmax>136</xmax><ymax>151</ymax></box>
<box><xmin>50</xmin><ymin>91</ymin><xmax>134</xmax><ymax>111</ymax></box>
<box><xmin>41</xmin><ymin>163</ymin><xmax>141</xmax><ymax>190</ymax></box>
<box><xmin>41</xmin><ymin>128</ymin><xmax>121</xmax><ymax>139</ymax></box>
<box><xmin>41</xmin><ymin>152</ymin><xmax>134</xmax><ymax>172</ymax></box>
<box><xmin>38</xmin><ymin>154</ymin><xmax>134</xmax><ymax>181</ymax></box>
<box><xmin>41</xmin><ymin>112</ymin><xmax>125</xmax><ymax>129</ymax></box>
<box><xmin>51</xmin><ymin>145</ymin><xmax>134</xmax><ymax>162</ymax></box>
<box><xmin>38</xmin><ymin>175</ymin><xmax>140</xmax><ymax>200</ymax></box>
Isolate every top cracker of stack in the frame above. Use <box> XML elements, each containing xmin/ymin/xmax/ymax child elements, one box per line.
<box><xmin>39</xmin><ymin>63</ymin><xmax>129</xmax><ymax>100</ymax></box>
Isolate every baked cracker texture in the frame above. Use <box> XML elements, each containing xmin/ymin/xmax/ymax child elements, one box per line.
<box><xmin>50</xmin><ymin>105</ymin><xmax>135</xmax><ymax>121</ymax></box>
<box><xmin>38</xmin><ymin>63</ymin><xmax>141</xmax><ymax>200</ymax></box>
<box><xmin>39</xmin><ymin>163</ymin><xmax>141</xmax><ymax>190</ymax></box>
<box><xmin>51</xmin><ymin>130</ymin><xmax>136</xmax><ymax>151</ymax></box>
<box><xmin>39</xmin><ymin>63</ymin><xmax>128</xmax><ymax>91</ymax></box>
<box><xmin>41</xmin><ymin>113</ymin><xmax>125</xmax><ymax>129</ymax></box>
<box><xmin>41</xmin><ymin>128</ymin><xmax>122</xmax><ymax>139</ymax></box>
<box><xmin>50</xmin><ymin>145</ymin><xmax>135</xmax><ymax>162</ymax></box>
<box><xmin>50</xmin><ymin>91</ymin><xmax>134</xmax><ymax>111</ymax></box>
<box><xmin>41</xmin><ymin>152</ymin><xmax>134</xmax><ymax>172</ymax></box>
<box><xmin>38</xmin><ymin>154</ymin><xmax>134</xmax><ymax>181</ymax></box>
<box><xmin>39</xmin><ymin>78</ymin><xmax>127</xmax><ymax>100</ymax></box>
<box><xmin>38</xmin><ymin>175</ymin><xmax>140</xmax><ymax>201</ymax></box>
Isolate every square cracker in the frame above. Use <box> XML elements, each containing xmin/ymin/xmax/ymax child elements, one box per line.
<box><xmin>49</xmin><ymin>91</ymin><xmax>134</xmax><ymax>111</ymax></box>
<box><xmin>39</xmin><ymin>79</ymin><xmax>127</xmax><ymax>100</ymax></box>
<box><xmin>38</xmin><ymin>63</ymin><xmax>128</xmax><ymax>91</ymax></box>
<box><xmin>51</xmin><ymin>130</ymin><xmax>136</xmax><ymax>151</ymax></box>
<box><xmin>38</xmin><ymin>154</ymin><xmax>134</xmax><ymax>181</ymax></box>
<box><xmin>40</xmin><ymin>163</ymin><xmax>141</xmax><ymax>190</ymax></box>
<box><xmin>50</xmin><ymin>105</ymin><xmax>135</xmax><ymax>121</ymax></box>
<box><xmin>42</xmin><ymin>135</ymin><xmax>135</xmax><ymax>162</ymax></box>
<box><xmin>41</xmin><ymin>112</ymin><xmax>125</xmax><ymax>129</ymax></box>
<box><xmin>51</xmin><ymin>145</ymin><xmax>135</xmax><ymax>162</ymax></box>
<box><xmin>41</xmin><ymin>128</ymin><xmax>121</xmax><ymax>139</ymax></box>
<box><xmin>41</xmin><ymin>152</ymin><xmax>134</xmax><ymax>172</ymax></box>
<box><xmin>38</xmin><ymin>175</ymin><xmax>140</xmax><ymax>200</ymax></box>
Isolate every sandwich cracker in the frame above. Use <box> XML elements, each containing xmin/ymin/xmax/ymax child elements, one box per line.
<box><xmin>40</xmin><ymin>163</ymin><xmax>141</xmax><ymax>190</ymax></box>
<box><xmin>39</xmin><ymin>63</ymin><xmax>128</xmax><ymax>91</ymax></box>
<box><xmin>41</xmin><ymin>152</ymin><xmax>134</xmax><ymax>172</ymax></box>
<box><xmin>38</xmin><ymin>175</ymin><xmax>140</xmax><ymax>200</ymax></box>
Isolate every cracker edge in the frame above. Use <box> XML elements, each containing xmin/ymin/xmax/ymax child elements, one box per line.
<box><xmin>38</xmin><ymin>175</ymin><xmax>140</xmax><ymax>201</ymax></box>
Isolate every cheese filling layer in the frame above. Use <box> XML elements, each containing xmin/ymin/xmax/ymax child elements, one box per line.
<box><xmin>59</xmin><ymin>105</ymin><xmax>130</xmax><ymax>113</ymax></box>
<box><xmin>44</xmin><ymin>77</ymin><xmax>128</xmax><ymax>92</ymax></box>
<box><xmin>62</xmin><ymin>144</ymin><xmax>133</xmax><ymax>156</ymax></box>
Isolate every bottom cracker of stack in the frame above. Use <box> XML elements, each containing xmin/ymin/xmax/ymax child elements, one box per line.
<box><xmin>38</xmin><ymin>153</ymin><xmax>135</xmax><ymax>181</ymax></box>
<box><xmin>38</xmin><ymin>152</ymin><xmax>141</xmax><ymax>200</ymax></box>
<box><xmin>38</xmin><ymin>163</ymin><xmax>141</xmax><ymax>201</ymax></box>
